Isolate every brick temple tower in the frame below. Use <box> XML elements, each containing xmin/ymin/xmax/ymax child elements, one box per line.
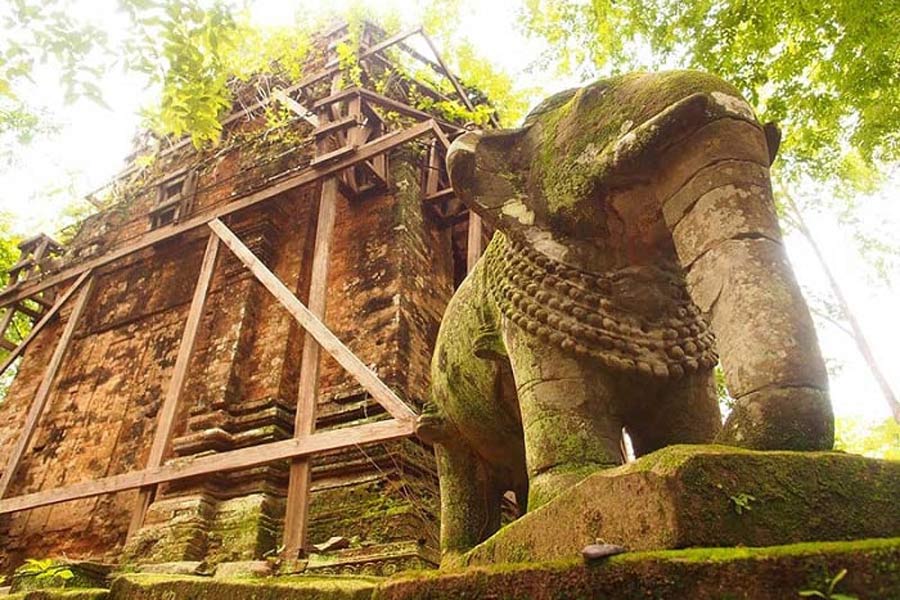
<box><xmin>0</xmin><ymin>21</ymin><xmax>491</xmax><ymax>575</ymax></box>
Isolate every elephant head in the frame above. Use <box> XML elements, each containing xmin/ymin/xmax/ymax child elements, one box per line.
<box><xmin>447</xmin><ymin>71</ymin><xmax>833</xmax><ymax>451</ymax></box>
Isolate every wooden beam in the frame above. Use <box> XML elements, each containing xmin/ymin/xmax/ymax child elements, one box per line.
<box><xmin>430</xmin><ymin>121</ymin><xmax>452</xmax><ymax>151</ymax></box>
<box><xmin>425</xmin><ymin>188</ymin><xmax>455</xmax><ymax>204</ymax></box>
<box><xmin>425</xmin><ymin>142</ymin><xmax>442</xmax><ymax>197</ymax></box>
<box><xmin>419</xmin><ymin>31</ymin><xmax>501</xmax><ymax>129</ymax></box>
<box><xmin>224</xmin><ymin>28</ymin><xmax>423</xmax><ymax>131</ymax></box>
<box><xmin>0</xmin><ymin>271</ymin><xmax>93</xmax><ymax>379</ymax></box>
<box><xmin>0</xmin><ymin>307</ymin><xmax>16</xmax><ymax>349</ymax></box>
<box><xmin>309</xmin><ymin>144</ymin><xmax>357</xmax><ymax>168</ymax></box>
<box><xmin>70</xmin><ymin>28</ymin><xmax>425</xmax><ymax>210</ymax></box>
<box><xmin>466</xmin><ymin>212</ymin><xmax>484</xmax><ymax>272</ymax></box>
<box><xmin>209</xmin><ymin>219</ymin><xmax>416</xmax><ymax>422</ymax></box>
<box><xmin>128</xmin><ymin>233</ymin><xmax>220</xmax><ymax>538</ymax></box>
<box><xmin>317</xmin><ymin>87</ymin><xmax>462</xmax><ymax>133</ymax></box>
<box><xmin>0</xmin><ymin>418</ymin><xmax>414</xmax><ymax>516</ymax></box>
<box><xmin>273</xmin><ymin>91</ymin><xmax>318</xmax><ymax>126</ymax></box>
<box><xmin>359</xmin><ymin>89</ymin><xmax>459</xmax><ymax>130</ymax></box>
<box><xmin>272</xmin><ymin>89</ymin><xmax>320</xmax><ymax>127</ymax></box>
<box><xmin>0</xmin><ymin>275</ymin><xmax>95</xmax><ymax>499</ymax></box>
<box><xmin>283</xmin><ymin>177</ymin><xmax>340</xmax><ymax>558</ymax></box>
<box><xmin>0</xmin><ymin>119</ymin><xmax>439</xmax><ymax>311</ymax></box>
<box><xmin>313</xmin><ymin>114</ymin><xmax>360</xmax><ymax>138</ymax></box>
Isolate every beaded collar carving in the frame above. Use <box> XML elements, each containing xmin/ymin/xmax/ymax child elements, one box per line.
<box><xmin>484</xmin><ymin>233</ymin><xmax>718</xmax><ymax>379</ymax></box>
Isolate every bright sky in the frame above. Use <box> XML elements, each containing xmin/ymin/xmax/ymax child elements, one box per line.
<box><xmin>0</xmin><ymin>0</ymin><xmax>897</xmax><ymax>424</ymax></box>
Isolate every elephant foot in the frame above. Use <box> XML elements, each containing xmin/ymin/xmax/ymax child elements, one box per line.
<box><xmin>528</xmin><ymin>462</ymin><xmax>614</xmax><ymax>511</ymax></box>
<box><xmin>718</xmin><ymin>386</ymin><xmax>834</xmax><ymax>451</ymax></box>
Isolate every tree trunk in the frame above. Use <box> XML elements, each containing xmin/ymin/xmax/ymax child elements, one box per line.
<box><xmin>783</xmin><ymin>194</ymin><xmax>900</xmax><ymax>423</ymax></box>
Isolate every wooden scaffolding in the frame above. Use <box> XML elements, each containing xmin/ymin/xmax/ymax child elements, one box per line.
<box><xmin>0</xmin><ymin>21</ymin><xmax>487</xmax><ymax>559</ymax></box>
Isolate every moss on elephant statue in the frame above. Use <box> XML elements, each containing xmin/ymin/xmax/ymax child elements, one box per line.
<box><xmin>417</xmin><ymin>70</ymin><xmax>834</xmax><ymax>565</ymax></box>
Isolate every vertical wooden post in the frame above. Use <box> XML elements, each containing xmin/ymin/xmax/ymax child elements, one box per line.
<box><xmin>466</xmin><ymin>212</ymin><xmax>484</xmax><ymax>273</ymax></box>
<box><xmin>0</xmin><ymin>275</ymin><xmax>96</xmax><ymax>499</ymax></box>
<box><xmin>425</xmin><ymin>141</ymin><xmax>441</xmax><ymax>197</ymax></box>
<box><xmin>283</xmin><ymin>177</ymin><xmax>340</xmax><ymax>558</ymax></box>
<box><xmin>0</xmin><ymin>307</ymin><xmax>16</xmax><ymax>351</ymax></box>
<box><xmin>128</xmin><ymin>233</ymin><xmax>220</xmax><ymax>538</ymax></box>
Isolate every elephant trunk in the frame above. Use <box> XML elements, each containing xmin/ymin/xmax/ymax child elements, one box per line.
<box><xmin>661</xmin><ymin>114</ymin><xmax>833</xmax><ymax>451</ymax></box>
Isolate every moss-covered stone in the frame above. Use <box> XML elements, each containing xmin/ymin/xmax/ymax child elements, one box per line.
<box><xmin>108</xmin><ymin>573</ymin><xmax>379</xmax><ymax>600</ymax></box>
<box><xmin>10</xmin><ymin>561</ymin><xmax>111</xmax><ymax>594</ymax></box>
<box><xmin>463</xmin><ymin>445</ymin><xmax>900</xmax><ymax>565</ymax></box>
<box><xmin>5</xmin><ymin>590</ymin><xmax>109</xmax><ymax>600</ymax></box>
<box><xmin>376</xmin><ymin>537</ymin><xmax>900</xmax><ymax>600</ymax></box>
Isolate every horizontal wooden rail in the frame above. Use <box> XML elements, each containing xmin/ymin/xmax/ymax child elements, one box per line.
<box><xmin>0</xmin><ymin>418</ymin><xmax>415</xmax><ymax>515</ymax></box>
<box><xmin>0</xmin><ymin>119</ymin><xmax>439</xmax><ymax>310</ymax></box>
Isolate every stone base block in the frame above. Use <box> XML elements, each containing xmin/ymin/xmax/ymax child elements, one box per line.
<box><xmin>380</xmin><ymin>538</ymin><xmax>900</xmax><ymax>600</ymax></box>
<box><xmin>212</xmin><ymin>560</ymin><xmax>272</xmax><ymax>578</ymax></box>
<box><xmin>306</xmin><ymin>541</ymin><xmax>439</xmax><ymax>577</ymax></box>
<box><xmin>464</xmin><ymin>445</ymin><xmax>899</xmax><ymax>565</ymax></box>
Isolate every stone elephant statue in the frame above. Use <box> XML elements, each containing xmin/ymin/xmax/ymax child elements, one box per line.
<box><xmin>418</xmin><ymin>70</ymin><xmax>834</xmax><ymax>564</ymax></box>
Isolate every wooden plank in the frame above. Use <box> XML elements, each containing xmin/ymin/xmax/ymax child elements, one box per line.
<box><xmin>128</xmin><ymin>233</ymin><xmax>220</xmax><ymax>537</ymax></box>
<box><xmin>420</xmin><ymin>31</ymin><xmax>501</xmax><ymax>129</ymax></box>
<box><xmin>313</xmin><ymin>114</ymin><xmax>359</xmax><ymax>138</ymax></box>
<box><xmin>223</xmin><ymin>28</ymin><xmax>421</xmax><ymax>131</ymax></box>
<box><xmin>425</xmin><ymin>188</ymin><xmax>455</xmax><ymax>204</ymax></box>
<box><xmin>67</xmin><ymin>27</ymin><xmax>423</xmax><ymax>213</ymax></box>
<box><xmin>14</xmin><ymin>302</ymin><xmax>43</xmax><ymax>320</ymax></box>
<box><xmin>283</xmin><ymin>177</ymin><xmax>340</xmax><ymax>558</ymax></box>
<box><xmin>0</xmin><ymin>307</ymin><xmax>16</xmax><ymax>349</ymax></box>
<box><xmin>0</xmin><ymin>271</ymin><xmax>93</xmax><ymax>379</ymax></box>
<box><xmin>0</xmin><ymin>418</ymin><xmax>415</xmax><ymax>515</ymax></box>
<box><xmin>0</xmin><ymin>275</ymin><xmax>95</xmax><ymax>499</ymax></box>
<box><xmin>358</xmin><ymin>89</ymin><xmax>459</xmax><ymax>129</ymax></box>
<box><xmin>0</xmin><ymin>120</ymin><xmax>439</xmax><ymax>311</ymax></box>
<box><xmin>309</xmin><ymin>144</ymin><xmax>357</xmax><ymax>167</ymax></box>
<box><xmin>467</xmin><ymin>212</ymin><xmax>484</xmax><ymax>272</ymax></box>
<box><xmin>430</xmin><ymin>121</ymin><xmax>452</xmax><ymax>151</ymax></box>
<box><xmin>209</xmin><ymin>219</ymin><xmax>416</xmax><ymax>423</ymax></box>
<box><xmin>425</xmin><ymin>142</ymin><xmax>442</xmax><ymax>197</ymax></box>
<box><xmin>318</xmin><ymin>87</ymin><xmax>462</xmax><ymax>133</ymax></box>
<box><xmin>272</xmin><ymin>89</ymin><xmax>319</xmax><ymax>127</ymax></box>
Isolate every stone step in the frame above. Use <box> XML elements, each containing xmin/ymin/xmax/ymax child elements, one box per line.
<box><xmin>379</xmin><ymin>537</ymin><xmax>900</xmax><ymax>600</ymax></box>
<box><xmin>462</xmin><ymin>445</ymin><xmax>900</xmax><ymax>565</ymax></box>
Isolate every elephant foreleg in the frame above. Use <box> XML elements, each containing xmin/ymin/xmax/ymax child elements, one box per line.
<box><xmin>504</xmin><ymin>323</ymin><xmax>625</xmax><ymax>511</ymax></box>
<box><xmin>435</xmin><ymin>441</ymin><xmax>503</xmax><ymax>567</ymax></box>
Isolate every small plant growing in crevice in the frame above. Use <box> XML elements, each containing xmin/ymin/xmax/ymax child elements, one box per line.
<box><xmin>14</xmin><ymin>558</ymin><xmax>75</xmax><ymax>588</ymax></box>
<box><xmin>798</xmin><ymin>568</ymin><xmax>857</xmax><ymax>599</ymax></box>
<box><xmin>728</xmin><ymin>492</ymin><xmax>756</xmax><ymax>515</ymax></box>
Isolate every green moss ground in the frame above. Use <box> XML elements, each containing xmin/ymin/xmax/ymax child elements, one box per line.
<box><xmin>109</xmin><ymin>573</ymin><xmax>380</xmax><ymax>600</ymax></box>
<box><xmin>7</xmin><ymin>538</ymin><xmax>899</xmax><ymax>599</ymax></box>
<box><xmin>4</xmin><ymin>591</ymin><xmax>109</xmax><ymax>600</ymax></box>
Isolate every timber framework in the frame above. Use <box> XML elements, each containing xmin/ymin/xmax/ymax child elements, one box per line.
<box><xmin>0</xmin><ymin>20</ymin><xmax>489</xmax><ymax>560</ymax></box>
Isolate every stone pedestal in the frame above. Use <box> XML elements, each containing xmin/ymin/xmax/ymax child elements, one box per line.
<box><xmin>461</xmin><ymin>445</ymin><xmax>900</xmax><ymax>565</ymax></box>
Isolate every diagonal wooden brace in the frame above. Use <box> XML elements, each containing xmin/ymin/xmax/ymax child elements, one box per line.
<box><xmin>208</xmin><ymin>219</ymin><xmax>417</xmax><ymax>423</ymax></box>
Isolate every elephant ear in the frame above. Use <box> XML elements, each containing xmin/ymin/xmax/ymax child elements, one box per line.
<box><xmin>447</xmin><ymin>129</ymin><xmax>536</xmax><ymax>233</ymax></box>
